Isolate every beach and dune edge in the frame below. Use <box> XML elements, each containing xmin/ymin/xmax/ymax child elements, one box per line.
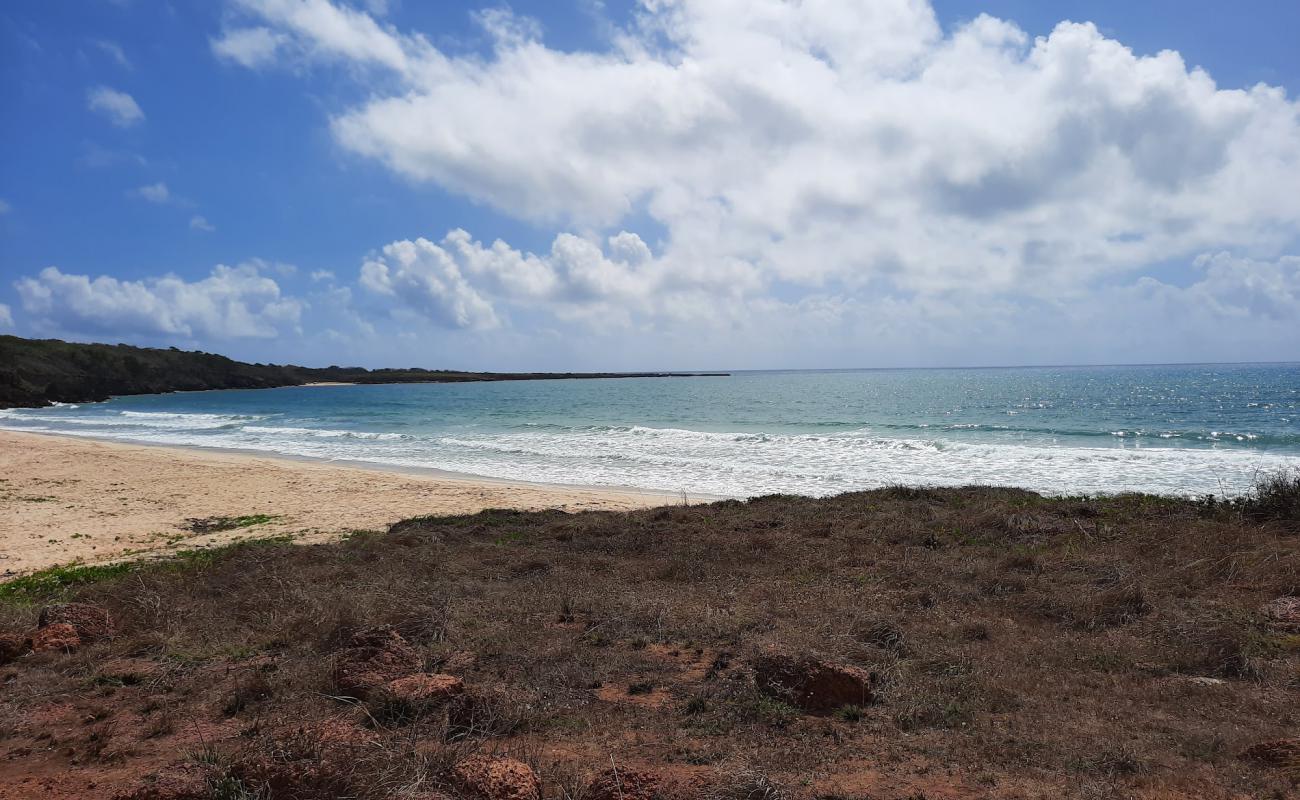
<box><xmin>0</xmin><ymin>429</ymin><xmax>666</xmax><ymax>577</ymax></box>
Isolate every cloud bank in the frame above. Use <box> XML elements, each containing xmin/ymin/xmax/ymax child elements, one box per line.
<box><xmin>16</xmin><ymin>264</ymin><xmax>303</xmax><ymax>341</ymax></box>
<box><xmin>222</xmin><ymin>1</ymin><xmax>1299</xmax><ymax>283</ymax></box>
<box><xmin>21</xmin><ymin>0</ymin><xmax>1298</xmax><ymax>366</ymax></box>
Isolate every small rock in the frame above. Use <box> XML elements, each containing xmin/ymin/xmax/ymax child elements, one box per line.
<box><xmin>587</xmin><ymin>767</ymin><xmax>663</xmax><ymax>800</ymax></box>
<box><xmin>29</xmin><ymin>623</ymin><xmax>81</xmax><ymax>653</ymax></box>
<box><xmin>1262</xmin><ymin>596</ymin><xmax>1300</xmax><ymax>631</ymax></box>
<box><xmin>753</xmin><ymin>652</ymin><xmax>874</xmax><ymax>712</ymax></box>
<box><xmin>331</xmin><ymin>626</ymin><xmax>422</xmax><ymax>697</ymax></box>
<box><xmin>385</xmin><ymin>673</ymin><xmax>464</xmax><ymax>706</ymax></box>
<box><xmin>1172</xmin><ymin>675</ymin><xmax>1227</xmax><ymax>687</ymax></box>
<box><xmin>452</xmin><ymin>754</ymin><xmax>541</xmax><ymax>800</ymax></box>
<box><xmin>0</xmin><ymin>632</ymin><xmax>27</xmax><ymax>664</ymax></box>
<box><xmin>39</xmin><ymin>603</ymin><xmax>115</xmax><ymax>641</ymax></box>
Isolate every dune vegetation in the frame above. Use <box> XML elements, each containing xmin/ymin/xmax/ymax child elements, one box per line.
<box><xmin>1</xmin><ymin>478</ymin><xmax>1298</xmax><ymax>799</ymax></box>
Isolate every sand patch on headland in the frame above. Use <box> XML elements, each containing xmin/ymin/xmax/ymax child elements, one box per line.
<box><xmin>0</xmin><ymin>430</ymin><xmax>664</xmax><ymax>576</ymax></box>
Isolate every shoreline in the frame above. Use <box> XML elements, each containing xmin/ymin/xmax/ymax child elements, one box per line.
<box><xmin>0</xmin><ymin>430</ymin><xmax>681</xmax><ymax>577</ymax></box>
<box><xmin>1</xmin><ymin>427</ymin><xmax>715</xmax><ymax>501</ymax></box>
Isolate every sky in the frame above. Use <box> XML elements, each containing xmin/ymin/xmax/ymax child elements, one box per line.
<box><xmin>1</xmin><ymin>0</ymin><xmax>1298</xmax><ymax>371</ymax></box>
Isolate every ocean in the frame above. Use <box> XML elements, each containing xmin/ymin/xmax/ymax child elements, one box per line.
<box><xmin>3</xmin><ymin>364</ymin><xmax>1299</xmax><ymax>498</ymax></box>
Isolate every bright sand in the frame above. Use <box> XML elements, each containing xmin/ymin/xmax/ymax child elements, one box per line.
<box><xmin>0</xmin><ymin>430</ymin><xmax>667</xmax><ymax>577</ymax></box>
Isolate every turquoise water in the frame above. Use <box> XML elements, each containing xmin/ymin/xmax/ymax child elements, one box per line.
<box><xmin>3</xmin><ymin>364</ymin><xmax>1299</xmax><ymax>497</ymax></box>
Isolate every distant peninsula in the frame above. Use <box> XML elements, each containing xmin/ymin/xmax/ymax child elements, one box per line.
<box><xmin>0</xmin><ymin>335</ymin><xmax>728</xmax><ymax>409</ymax></box>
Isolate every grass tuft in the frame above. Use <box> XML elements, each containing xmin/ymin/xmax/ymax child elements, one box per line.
<box><xmin>1239</xmin><ymin>469</ymin><xmax>1300</xmax><ymax>527</ymax></box>
<box><xmin>0</xmin><ymin>562</ymin><xmax>138</xmax><ymax>604</ymax></box>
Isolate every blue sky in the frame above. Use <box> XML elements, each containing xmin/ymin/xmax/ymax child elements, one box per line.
<box><xmin>1</xmin><ymin>0</ymin><xmax>1298</xmax><ymax>370</ymax></box>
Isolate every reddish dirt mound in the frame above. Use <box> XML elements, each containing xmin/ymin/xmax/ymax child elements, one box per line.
<box><xmin>38</xmin><ymin>603</ymin><xmax>116</xmax><ymax>641</ymax></box>
<box><xmin>28</xmin><ymin>622</ymin><xmax>80</xmax><ymax>653</ymax></box>
<box><xmin>384</xmin><ymin>672</ymin><xmax>464</xmax><ymax>706</ymax></box>
<box><xmin>0</xmin><ymin>631</ymin><xmax>25</xmax><ymax>663</ymax></box>
<box><xmin>587</xmin><ymin>767</ymin><xmax>664</xmax><ymax>800</ymax></box>
<box><xmin>452</xmin><ymin>754</ymin><xmax>541</xmax><ymax>800</ymax></box>
<box><xmin>331</xmin><ymin>625</ymin><xmax>421</xmax><ymax>697</ymax></box>
<box><xmin>753</xmin><ymin>652</ymin><xmax>875</xmax><ymax>712</ymax></box>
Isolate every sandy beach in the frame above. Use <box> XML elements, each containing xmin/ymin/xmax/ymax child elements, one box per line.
<box><xmin>0</xmin><ymin>430</ymin><xmax>665</xmax><ymax>576</ymax></box>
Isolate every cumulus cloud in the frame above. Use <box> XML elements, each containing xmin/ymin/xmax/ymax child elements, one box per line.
<box><xmin>14</xmin><ymin>264</ymin><xmax>304</xmax><ymax>340</ymax></box>
<box><xmin>189</xmin><ymin>215</ymin><xmax>216</xmax><ymax>232</ymax></box>
<box><xmin>221</xmin><ymin>1</ymin><xmax>1299</xmax><ymax>292</ymax></box>
<box><xmin>213</xmin><ymin>0</ymin><xmax>1300</xmax><ymax>362</ymax></box>
<box><xmin>356</xmin><ymin>227</ymin><xmax>765</xmax><ymax>330</ymax></box>
<box><xmin>360</xmin><ymin>237</ymin><xmax>500</xmax><ymax>329</ymax></box>
<box><xmin>0</xmin><ymin>303</ymin><xmax>12</xmax><ymax>329</ymax></box>
<box><xmin>86</xmin><ymin>85</ymin><xmax>144</xmax><ymax>127</ymax></box>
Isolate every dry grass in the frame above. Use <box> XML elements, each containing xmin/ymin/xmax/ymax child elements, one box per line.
<box><xmin>1</xmin><ymin>484</ymin><xmax>1298</xmax><ymax>798</ymax></box>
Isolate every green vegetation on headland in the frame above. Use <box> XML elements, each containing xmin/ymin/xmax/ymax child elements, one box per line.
<box><xmin>1</xmin><ymin>475</ymin><xmax>1297</xmax><ymax>797</ymax></box>
<box><xmin>0</xmin><ymin>335</ymin><xmax>729</xmax><ymax>409</ymax></box>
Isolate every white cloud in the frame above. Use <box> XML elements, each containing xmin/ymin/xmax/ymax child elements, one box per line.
<box><xmin>14</xmin><ymin>264</ymin><xmax>304</xmax><ymax>340</ymax></box>
<box><xmin>1127</xmin><ymin>253</ymin><xmax>1300</xmax><ymax>327</ymax></box>
<box><xmin>0</xmin><ymin>304</ymin><xmax>12</xmax><ymax>329</ymax></box>
<box><xmin>357</xmin><ymin>227</ymin><xmax>763</xmax><ymax>330</ymax></box>
<box><xmin>190</xmin><ymin>215</ymin><xmax>216</xmax><ymax>232</ymax></box>
<box><xmin>359</xmin><ymin>237</ymin><xmax>500</xmax><ymax>329</ymax></box>
<box><xmin>310</xmin><ymin>269</ymin><xmax>335</xmax><ymax>282</ymax></box>
<box><xmin>94</xmin><ymin>39</ymin><xmax>131</xmax><ymax>69</ymax></box>
<box><xmin>211</xmin><ymin>0</ymin><xmax>1300</xmax><ymax>363</ymax></box>
<box><xmin>86</xmin><ymin>85</ymin><xmax>144</xmax><ymax>127</ymax></box>
<box><xmin>211</xmin><ymin>26</ymin><xmax>288</xmax><ymax>68</ymax></box>
<box><xmin>224</xmin><ymin>1</ymin><xmax>1300</xmax><ymax>302</ymax></box>
<box><xmin>256</xmin><ymin>259</ymin><xmax>297</xmax><ymax>277</ymax></box>
<box><xmin>133</xmin><ymin>182</ymin><xmax>171</xmax><ymax>203</ymax></box>
<box><xmin>80</xmin><ymin>142</ymin><xmax>148</xmax><ymax>169</ymax></box>
<box><xmin>0</xmin><ymin>199</ymin><xmax>10</xmax><ymax>215</ymax></box>
<box><xmin>215</xmin><ymin>0</ymin><xmax>421</xmax><ymax>74</ymax></box>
